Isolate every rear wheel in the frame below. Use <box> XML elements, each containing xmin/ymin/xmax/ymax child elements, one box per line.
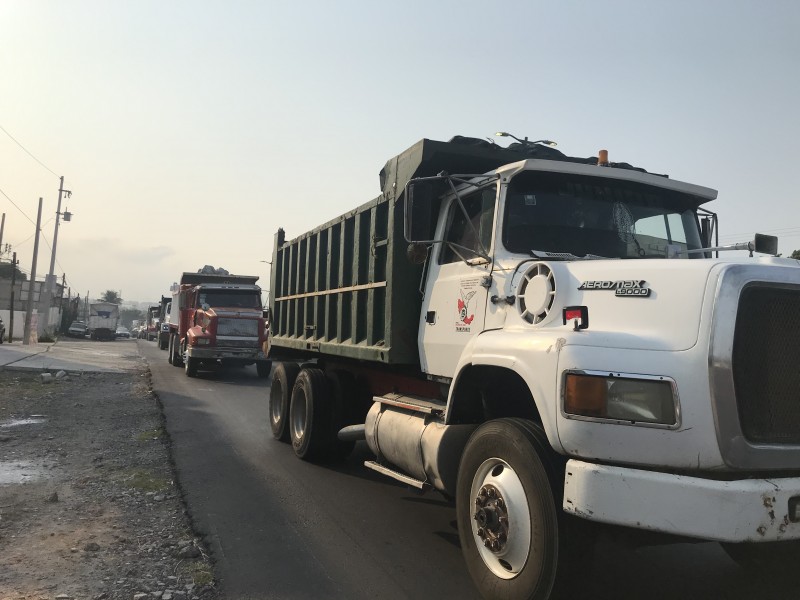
<box><xmin>289</xmin><ymin>368</ymin><xmax>331</xmax><ymax>460</ymax></box>
<box><xmin>270</xmin><ymin>363</ymin><xmax>300</xmax><ymax>442</ymax></box>
<box><xmin>159</xmin><ymin>335</ymin><xmax>168</xmax><ymax>350</ymax></box>
<box><xmin>457</xmin><ymin>419</ymin><xmax>565</xmax><ymax>600</ymax></box>
<box><xmin>167</xmin><ymin>334</ymin><xmax>174</xmax><ymax>364</ymax></box>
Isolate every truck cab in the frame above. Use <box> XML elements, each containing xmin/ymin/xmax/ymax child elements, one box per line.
<box><xmin>167</xmin><ymin>271</ymin><xmax>271</xmax><ymax>378</ymax></box>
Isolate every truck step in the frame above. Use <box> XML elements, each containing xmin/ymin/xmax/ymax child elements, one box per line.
<box><xmin>374</xmin><ymin>393</ymin><xmax>445</xmax><ymax>417</ymax></box>
<box><xmin>364</xmin><ymin>461</ymin><xmax>431</xmax><ymax>491</ymax></box>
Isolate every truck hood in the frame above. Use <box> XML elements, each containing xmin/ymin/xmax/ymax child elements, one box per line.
<box><xmin>206</xmin><ymin>307</ymin><xmax>263</xmax><ymax>318</ymax></box>
<box><xmin>498</xmin><ymin>256</ymin><xmax>799</xmax><ymax>352</ymax></box>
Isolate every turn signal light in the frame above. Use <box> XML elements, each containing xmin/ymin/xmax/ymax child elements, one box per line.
<box><xmin>565</xmin><ymin>374</ymin><xmax>607</xmax><ymax>416</ymax></box>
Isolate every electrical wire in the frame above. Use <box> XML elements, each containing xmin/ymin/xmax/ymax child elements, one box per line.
<box><xmin>0</xmin><ymin>125</ymin><xmax>59</xmax><ymax>177</ymax></box>
<box><xmin>0</xmin><ymin>186</ymin><xmax>37</xmax><ymax>226</ymax></box>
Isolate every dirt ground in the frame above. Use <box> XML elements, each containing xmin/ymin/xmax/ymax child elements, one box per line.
<box><xmin>0</xmin><ymin>367</ymin><xmax>220</xmax><ymax>600</ymax></box>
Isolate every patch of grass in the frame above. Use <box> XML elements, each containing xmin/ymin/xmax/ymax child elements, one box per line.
<box><xmin>183</xmin><ymin>562</ymin><xmax>214</xmax><ymax>586</ymax></box>
<box><xmin>124</xmin><ymin>468</ymin><xmax>170</xmax><ymax>492</ymax></box>
<box><xmin>136</xmin><ymin>427</ymin><xmax>165</xmax><ymax>441</ymax></box>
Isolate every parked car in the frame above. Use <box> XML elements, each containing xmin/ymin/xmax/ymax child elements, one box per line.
<box><xmin>115</xmin><ymin>326</ymin><xmax>131</xmax><ymax>339</ymax></box>
<box><xmin>67</xmin><ymin>321</ymin><xmax>88</xmax><ymax>338</ymax></box>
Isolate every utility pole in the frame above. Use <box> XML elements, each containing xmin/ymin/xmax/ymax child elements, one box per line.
<box><xmin>9</xmin><ymin>251</ymin><xmax>16</xmax><ymax>343</ymax></box>
<box><xmin>0</xmin><ymin>213</ymin><xmax>5</xmax><ymax>251</ymax></box>
<box><xmin>44</xmin><ymin>177</ymin><xmax>71</xmax><ymax>337</ymax></box>
<box><xmin>23</xmin><ymin>198</ymin><xmax>43</xmax><ymax>345</ymax></box>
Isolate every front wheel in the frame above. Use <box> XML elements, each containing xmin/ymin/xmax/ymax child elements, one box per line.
<box><xmin>256</xmin><ymin>360</ymin><xmax>272</xmax><ymax>379</ymax></box>
<box><xmin>184</xmin><ymin>353</ymin><xmax>199</xmax><ymax>377</ymax></box>
<box><xmin>457</xmin><ymin>419</ymin><xmax>562</xmax><ymax>600</ymax></box>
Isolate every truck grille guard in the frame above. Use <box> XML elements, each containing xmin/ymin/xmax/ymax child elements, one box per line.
<box><xmin>709</xmin><ymin>264</ymin><xmax>800</xmax><ymax>470</ymax></box>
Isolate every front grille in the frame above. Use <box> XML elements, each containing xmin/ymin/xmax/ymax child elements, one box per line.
<box><xmin>216</xmin><ymin>338</ymin><xmax>259</xmax><ymax>348</ymax></box>
<box><xmin>217</xmin><ymin>318</ymin><xmax>259</xmax><ymax>337</ymax></box>
<box><xmin>733</xmin><ymin>285</ymin><xmax>800</xmax><ymax>444</ymax></box>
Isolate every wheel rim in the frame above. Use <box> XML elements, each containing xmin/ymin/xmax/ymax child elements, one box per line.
<box><xmin>271</xmin><ymin>380</ymin><xmax>284</xmax><ymax>426</ymax></box>
<box><xmin>470</xmin><ymin>458</ymin><xmax>531</xmax><ymax>579</ymax></box>
<box><xmin>291</xmin><ymin>388</ymin><xmax>307</xmax><ymax>440</ymax></box>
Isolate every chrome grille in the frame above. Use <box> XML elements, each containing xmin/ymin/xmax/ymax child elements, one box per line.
<box><xmin>216</xmin><ymin>338</ymin><xmax>259</xmax><ymax>348</ymax></box>
<box><xmin>217</xmin><ymin>318</ymin><xmax>259</xmax><ymax>337</ymax></box>
<box><xmin>733</xmin><ymin>285</ymin><xmax>800</xmax><ymax>444</ymax></box>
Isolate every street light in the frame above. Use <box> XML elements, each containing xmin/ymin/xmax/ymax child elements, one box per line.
<box><xmin>495</xmin><ymin>132</ymin><xmax>557</xmax><ymax>147</ymax></box>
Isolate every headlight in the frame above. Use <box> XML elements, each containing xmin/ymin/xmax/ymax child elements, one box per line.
<box><xmin>564</xmin><ymin>372</ymin><xmax>677</xmax><ymax>426</ymax></box>
<box><xmin>190</xmin><ymin>337</ymin><xmax>212</xmax><ymax>346</ymax></box>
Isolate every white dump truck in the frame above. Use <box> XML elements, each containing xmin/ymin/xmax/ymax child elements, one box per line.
<box><xmin>266</xmin><ymin>135</ymin><xmax>800</xmax><ymax>599</ymax></box>
<box><xmin>88</xmin><ymin>302</ymin><xmax>119</xmax><ymax>341</ymax></box>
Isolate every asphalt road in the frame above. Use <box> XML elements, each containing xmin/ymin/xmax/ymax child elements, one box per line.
<box><xmin>138</xmin><ymin>340</ymin><xmax>797</xmax><ymax>600</ymax></box>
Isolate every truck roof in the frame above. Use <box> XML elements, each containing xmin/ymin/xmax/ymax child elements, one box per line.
<box><xmin>179</xmin><ymin>272</ymin><xmax>259</xmax><ymax>286</ymax></box>
<box><xmin>378</xmin><ymin>136</ymin><xmax>661</xmax><ymax>200</ymax></box>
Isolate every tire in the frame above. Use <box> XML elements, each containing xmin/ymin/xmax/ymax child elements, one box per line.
<box><xmin>270</xmin><ymin>363</ymin><xmax>300</xmax><ymax>442</ymax></box>
<box><xmin>184</xmin><ymin>355</ymin><xmax>199</xmax><ymax>377</ymax></box>
<box><xmin>289</xmin><ymin>367</ymin><xmax>332</xmax><ymax>461</ymax></box>
<box><xmin>256</xmin><ymin>360</ymin><xmax>272</xmax><ymax>379</ymax></box>
<box><xmin>167</xmin><ymin>334</ymin><xmax>173</xmax><ymax>364</ymax></box>
<box><xmin>159</xmin><ymin>336</ymin><xmax>168</xmax><ymax>350</ymax></box>
<box><xmin>170</xmin><ymin>334</ymin><xmax>183</xmax><ymax>367</ymax></box>
<box><xmin>456</xmin><ymin>418</ymin><xmax>565</xmax><ymax>600</ymax></box>
<box><xmin>722</xmin><ymin>540</ymin><xmax>800</xmax><ymax>574</ymax></box>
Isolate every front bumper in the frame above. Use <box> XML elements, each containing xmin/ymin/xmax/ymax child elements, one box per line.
<box><xmin>563</xmin><ymin>459</ymin><xmax>800</xmax><ymax>542</ymax></box>
<box><xmin>186</xmin><ymin>346</ymin><xmax>266</xmax><ymax>361</ymax></box>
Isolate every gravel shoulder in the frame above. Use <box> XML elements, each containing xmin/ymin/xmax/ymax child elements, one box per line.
<box><xmin>0</xmin><ymin>365</ymin><xmax>220</xmax><ymax>600</ymax></box>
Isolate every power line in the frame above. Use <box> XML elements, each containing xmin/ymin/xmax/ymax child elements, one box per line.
<box><xmin>0</xmin><ymin>124</ymin><xmax>59</xmax><ymax>177</ymax></box>
<box><xmin>0</xmin><ymin>186</ymin><xmax>37</xmax><ymax>226</ymax></box>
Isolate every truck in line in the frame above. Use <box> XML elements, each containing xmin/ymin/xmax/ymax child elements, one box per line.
<box><xmin>266</xmin><ymin>135</ymin><xmax>800</xmax><ymax>599</ymax></box>
<box><xmin>87</xmin><ymin>302</ymin><xmax>119</xmax><ymax>341</ymax></box>
<box><xmin>157</xmin><ymin>294</ymin><xmax>171</xmax><ymax>350</ymax></box>
<box><xmin>166</xmin><ymin>268</ymin><xmax>271</xmax><ymax>378</ymax></box>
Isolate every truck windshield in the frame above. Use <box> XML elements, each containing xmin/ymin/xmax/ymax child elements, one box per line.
<box><xmin>503</xmin><ymin>171</ymin><xmax>704</xmax><ymax>259</ymax></box>
<box><xmin>199</xmin><ymin>291</ymin><xmax>261</xmax><ymax>309</ymax></box>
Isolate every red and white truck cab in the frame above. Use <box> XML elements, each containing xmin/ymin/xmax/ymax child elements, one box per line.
<box><xmin>166</xmin><ymin>270</ymin><xmax>271</xmax><ymax>378</ymax></box>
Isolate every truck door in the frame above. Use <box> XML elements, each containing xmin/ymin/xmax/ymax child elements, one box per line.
<box><xmin>419</xmin><ymin>185</ymin><xmax>496</xmax><ymax>378</ymax></box>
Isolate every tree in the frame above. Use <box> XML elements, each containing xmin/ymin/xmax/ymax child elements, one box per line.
<box><xmin>791</xmin><ymin>249</ymin><xmax>800</xmax><ymax>260</ymax></box>
<box><xmin>100</xmin><ymin>290</ymin><xmax>122</xmax><ymax>304</ymax></box>
<box><xmin>0</xmin><ymin>261</ymin><xmax>27</xmax><ymax>281</ymax></box>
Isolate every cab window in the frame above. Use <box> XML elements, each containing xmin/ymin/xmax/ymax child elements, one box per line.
<box><xmin>440</xmin><ymin>187</ymin><xmax>496</xmax><ymax>264</ymax></box>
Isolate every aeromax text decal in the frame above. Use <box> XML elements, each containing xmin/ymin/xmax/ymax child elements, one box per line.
<box><xmin>578</xmin><ymin>280</ymin><xmax>651</xmax><ymax>297</ymax></box>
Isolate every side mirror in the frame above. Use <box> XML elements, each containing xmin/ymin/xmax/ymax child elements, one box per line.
<box><xmin>754</xmin><ymin>233</ymin><xmax>778</xmax><ymax>256</ymax></box>
<box><xmin>405</xmin><ymin>181</ymin><xmax>436</xmax><ymax>242</ymax></box>
<box><xmin>406</xmin><ymin>243</ymin><xmax>428</xmax><ymax>265</ymax></box>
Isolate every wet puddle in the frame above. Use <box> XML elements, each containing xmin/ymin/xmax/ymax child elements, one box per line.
<box><xmin>0</xmin><ymin>460</ymin><xmax>52</xmax><ymax>485</ymax></box>
<box><xmin>0</xmin><ymin>416</ymin><xmax>47</xmax><ymax>428</ymax></box>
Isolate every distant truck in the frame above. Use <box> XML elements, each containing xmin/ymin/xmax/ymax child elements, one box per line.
<box><xmin>266</xmin><ymin>135</ymin><xmax>800</xmax><ymax>598</ymax></box>
<box><xmin>166</xmin><ymin>268</ymin><xmax>271</xmax><ymax>378</ymax></box>
<box><xmin>145</xmin><ymin>305</ymin><xmax>160</xmax><ymax>341</ymax></box>
<box><xmin>88</xmin><ymin>302</ymin><xmax>119</xmax><ymax>341</ymax></box>
<box><xmin>157</xmin><ymin>295</ymin><xmax>171</xmax><ymax>350</ymax></box>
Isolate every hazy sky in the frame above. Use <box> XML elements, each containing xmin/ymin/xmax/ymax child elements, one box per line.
<box><xmin>1</xmin><ymin>1</ymin><xmax>798</xmax><ymax>303</ymax></box>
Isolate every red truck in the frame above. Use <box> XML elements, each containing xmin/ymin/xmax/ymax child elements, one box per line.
<box><xmin>166</xmin><ymin>270</ymin><xmax>271</xmax><ymax>378</ymax></box>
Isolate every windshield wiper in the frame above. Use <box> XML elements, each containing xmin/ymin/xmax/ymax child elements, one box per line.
<box><xmin>530</xmin><ymin>250</ymin><xmax>611</xmax><ymax>261</ymax></box>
